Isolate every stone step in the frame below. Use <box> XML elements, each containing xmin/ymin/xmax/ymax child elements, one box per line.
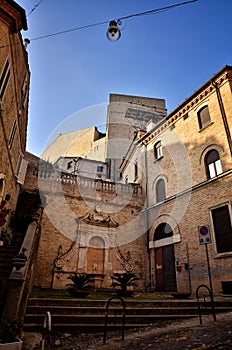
<box><xmin>25</xmin><ymin>305</ymin><xmax>232</xmax><ymax>316</ymax></box>
<box><xmin>23</xmin><ymin>314</ymin><xmax>196</xmax><ymax>332</ymax></box>
<box><xmin>26</xmin><ymin>297</ymin><xmax>232</xmax><ymax>308</ymax></box>
<box><xmin>24</xmin><ymin>296</ymin><xmax>232</xmax><ymax>332</ymax></box>
<box><xmin>23</xmin><ymin>323</ymin><xmax>160</xmax><ymax>332</ymax></box>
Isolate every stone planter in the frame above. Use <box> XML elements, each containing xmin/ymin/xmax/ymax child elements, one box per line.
<box><xmin>169</xmin><ymin>292</ymin><xmax>192</xmax><ymax>299</ymax></box>
<box><xmin>67</xmin><ymin>289</ymin><xmax>92</xmax><ymax>298</ymax></box>
<box><xmin>115</xmin><ymin>290</ymin><xmax>134</xmax><ymax>297</ymax></box>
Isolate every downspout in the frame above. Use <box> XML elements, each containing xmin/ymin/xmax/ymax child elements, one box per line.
<box><xmin>211</xmin><ymin>80</ymin><xmax>232</xmax><ymax>157</ymax></box>
<box><xmin>143</xmin><ymin>142</ymin><xmax>151</xmax><ymax>291</ymax></box>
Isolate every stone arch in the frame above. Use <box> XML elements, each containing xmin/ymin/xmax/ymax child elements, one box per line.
<box><xmin>152</xmin><ymin>175</ymin><xmax>168</xmax><ymax>190</ymax></box>
<box><xmin>193</xmin><ymin>100</ymin><xmax>210</xmax><ymax>112</ymax></box>
<box><xmin>149</xmin><ymin>214</ymin><xmax>180</xmax><ymax>243</ymax></box>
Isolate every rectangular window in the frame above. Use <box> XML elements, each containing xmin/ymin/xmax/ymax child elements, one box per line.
<box><xmin>211</xmin><ymin>205</ymin><xmax>232</xmax><ymax>253</ymax></box>
<box><xmin>67</xmin><ymin>161</ymin><xmax>73</xmax><ymax>169</ymax></box>
<box><xmin>8</xmin><ymin>119</ymin><xmax>17</xmax><ymax>149</ymax></box>
<box><xmin>155</xmin><ymin>141</ymin><xmax>162</xmax><ymax>160</ymax></box>
<box><xmin>0</xmin><ymin>58</ymin><xmax>11</xmax><ymax>101</ymax></box>
<box><xmin>97</xmin><ymin>166</ymin><xmax>103</xmax><ymax>173</ymax></box>
<box><xmin>134</xmin><ymin>162</ymin><xmax>138</xmax><ymax>180</ymax></box>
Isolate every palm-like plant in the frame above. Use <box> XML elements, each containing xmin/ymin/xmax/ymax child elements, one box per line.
<box><xmin>66</xmin><ymin>273</ymin><xmax>94</xmax><ymax>296</ymax></box>
<box><xmin>111</xmin><ymin>272</ymin><xmax>139</xmax><ymax>294</ymax></box>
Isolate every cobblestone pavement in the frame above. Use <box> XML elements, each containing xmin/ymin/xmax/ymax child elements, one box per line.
<box><xmin>98</xmin><ymin>312</ymin><xmax>232</xmax><ymax>350</ymax></box>
<box><xmin>22</xmin><ymin>312</ymin><xmax>232</xmax><ymax>349</ymax></box>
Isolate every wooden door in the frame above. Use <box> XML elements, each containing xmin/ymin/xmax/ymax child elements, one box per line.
<box><xmin>155</xmin><ymin>247</ymin><xmax>164</xmax><ymax>291</ymax></box>
<box><xmin>155</xmin><ymin>245</ymin><xmax>177</xmax><ymax>292</ymax></box>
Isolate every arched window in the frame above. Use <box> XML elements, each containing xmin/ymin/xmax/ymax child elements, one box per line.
<box><xmin>205</xmin><ymin>149</ymin><xmax>222</xmax><ymax>179</ymax></box>
<box><xmin>156</xmin><ymin>178</ymin><xmax>166</xmax><ymax>203</ymax></box>
<box><xmin>154</xmin><ymin>223</ymin><xmax>173</xmax><ymax>241</ymax></box>
<box><xmin>198</xmin><ymin>105</ymin><xmax>211</xmax><ymax>129</ymax></box>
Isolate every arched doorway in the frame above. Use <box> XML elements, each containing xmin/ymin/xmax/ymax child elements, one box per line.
<box><xmin>154</xmin><ymin>223</ymin><xmax>177</xmax><ymax>292</ymax></box>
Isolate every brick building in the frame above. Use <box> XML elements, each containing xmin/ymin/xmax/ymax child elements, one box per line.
<box><xmin>34</xmin><ymin>95</ymin><xmax>164</xmax><ymax>291</ymax></box>
<box><xmin>0</xmin><ymin>0</ymin><xmax>29</xmax><ymax>233</ymax></box>
<box><xmin>120</xmin><ymin>65</ymin><xmax>232</xmax><ymax>295</ymax></box>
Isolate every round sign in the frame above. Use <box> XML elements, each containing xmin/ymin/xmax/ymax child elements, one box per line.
<box><xmin>199</xmin><ymin>226</ymin><xmax>209</xmax><ymax>235</ymax></box>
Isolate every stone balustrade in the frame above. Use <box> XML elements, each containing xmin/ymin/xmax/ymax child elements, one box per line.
<box><xmin>37</xmin><ymin>169</ymin><xmax>142</xmax><ymax>196</ymax></box>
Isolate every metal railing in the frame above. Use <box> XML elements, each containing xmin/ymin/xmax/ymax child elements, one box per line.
<box><xmin>196</xmin><ymin>284</ymin><xmax>216</xmax><ymax>324</ymax></box>
<box><xmin>103</xmin><ymin>296</ymin><xmax>126</xmax><ymax>344</ymax></box>
<box><xmin>41</xmin><ymin>311</ymin><xmax>51</xmax><ymax>350</ymax></box>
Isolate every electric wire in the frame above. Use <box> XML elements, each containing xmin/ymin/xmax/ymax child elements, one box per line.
<box><xmin>30</xmin><ymin>0</ymin><xmax>198</xmax><ymax>42</ymax></box>
<box><xmin>0</xmin><ymin>0</ymin><xmax>198</xmax><ymax>48</ymax></box>
<box><xmin>28</xmin><ymin>0</ymin><xmax>46</xmax><ymax>16</ymax></box>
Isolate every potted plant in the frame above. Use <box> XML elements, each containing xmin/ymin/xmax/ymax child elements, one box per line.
<box><xmin>0</xmin><ymin>227</ymin><xmax>13</xmax><ymax>246</ymax></box>
<box><xmin>111</xmin><ymin>272</ymin><xmax>139</xmax><ymax>297</ymax></box>
<box><xmin>66</xmin><ymin>273</ymin><xmax>94</xmax><ymax>297</ymax></box>
<box><xmin>12</xmin><ymin>247</ymin><xmax>27</xmax><ymax>270</ymax></box>
<box><xmin>0</xmin><ymin>195</ymin><xmax>11</xmax><ymax>228</ymax></box>
<box><xmin>0</xmin><ymin>318</ymin><xmax>22</xmax><ymax>349</ymax></box>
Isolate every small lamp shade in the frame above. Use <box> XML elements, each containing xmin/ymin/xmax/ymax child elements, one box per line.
<box><xmin>106</xmin><ymin>20</ymin><xmax>121</xmax><ymax>41</ymax></box>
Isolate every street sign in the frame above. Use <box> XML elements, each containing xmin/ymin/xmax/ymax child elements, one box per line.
<box><xmin>198</xmin><ymin>225</ymin><xmax>211</xmax><ymax>244</ymax></box>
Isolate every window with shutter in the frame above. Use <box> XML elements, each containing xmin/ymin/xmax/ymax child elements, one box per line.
<box><xmin>198</xmin><ymin>106</ymin><xmax>211</xmax><ymax>129</ymax></box>
<box><xmin>8</xmin><ymin>119</ymin><xmax>17</xmax><ymax>149</ymax></box>
<box><xmin>0</xmin><ymin>57</ymin><xmax>11</xmax><ymax>101</ymax></box>
<box><xmin>16</xmin><ymin>154</ymin><xmax>28</xmax><ymax>185</ymax></box>
<box><xmin>22</xmin><ymin>73</ymin><xmax>29</xmax><ymax>109</ymax></box>
<box><xmin>156</xmin><ymin>178</ymin><xmax>166</xmax><ymax>203</ymax></box>
<box><xmin>211</xmin><ymin>205</ymin><xmax>232</xmax><ymax>253</ymax></box>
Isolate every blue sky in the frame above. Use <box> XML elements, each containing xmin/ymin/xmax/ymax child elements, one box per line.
<box><xmin>17</xmin><ymin>0</ymin><xmax>232</xmax><ymax>156</ymax></box>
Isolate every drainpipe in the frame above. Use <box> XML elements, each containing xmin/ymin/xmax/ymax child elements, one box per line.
<box><xmin>143</xmin><ymin>142</ymin><xmax>151</xmax><ymax>291</ymax></box>
<box><xmin>211</xmin><ymin>80</ymin><xmax>232</xmax><ymax>157</ymax></box>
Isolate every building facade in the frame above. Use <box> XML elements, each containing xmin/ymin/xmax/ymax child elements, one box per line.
<box><xmin>120</xmin><ymin>65</ymin><xmax>232</xmax><ymax>295</ymax></box>
<box><xmin>34</xmin><ymin>67</ymin><xmax>232</xmax><ymax>295</ymax></box>
<box><xmin>0</xmin><ymin>0</ymin><xmax>29</xmax><ymax>227</ymax></box>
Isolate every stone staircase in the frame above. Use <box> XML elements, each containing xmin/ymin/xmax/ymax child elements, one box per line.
<box><xmin>23</xmin><ymin>296</ymin><xmax>232</xmax><ymax>332</ymax></box>
<box><xmin>0</xmin><ymin>231</ymin><xmax>25</xmax><ymax>315</ymax></box>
